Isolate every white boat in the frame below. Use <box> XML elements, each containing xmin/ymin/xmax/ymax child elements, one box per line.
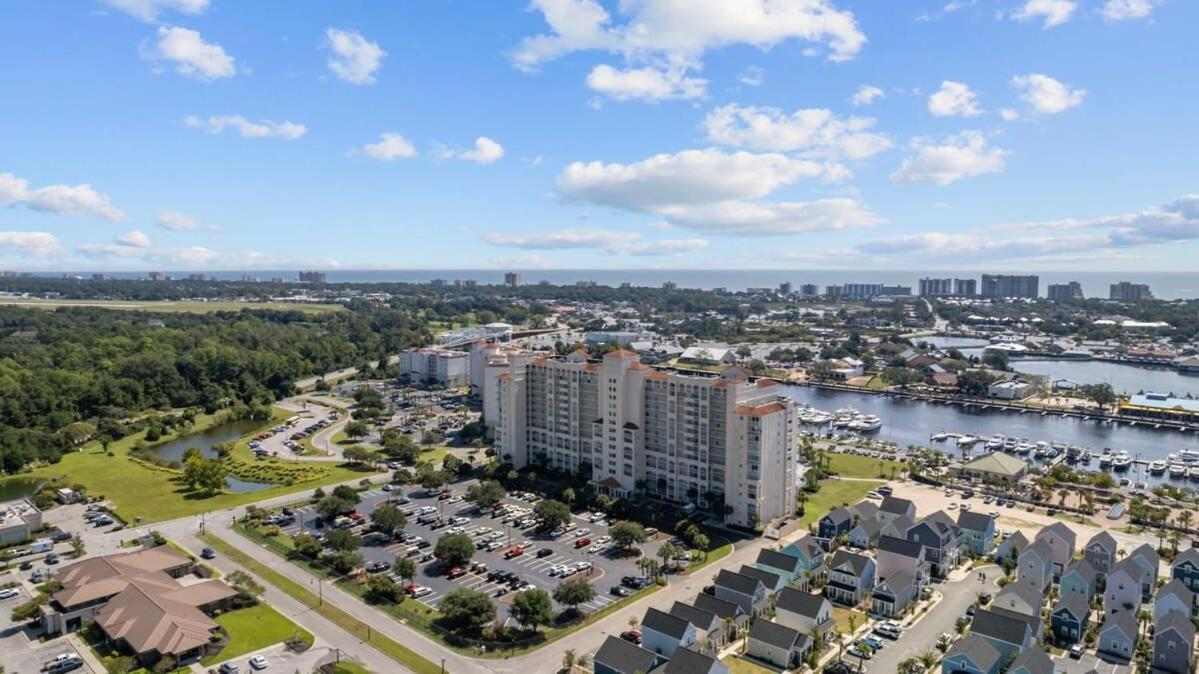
<box><xmin>1149</xmin><ymin>460</ymin><xmax>1167</xmax><ymax>475</ymax></box>
<box><xmin>1170</xmin><ymin>449</ymin><xmax>1199</xmax><ymax>463</ymax></box>
<box><xmin>931</xmin><ymin>432</ymin><xmax>950</xmax><ymax>442</ymax></box>
<box><xmin>957</xmin><ymin>435</ymin><xmax>979</xmax><ymax>447</ymax></box>
<box><xmin>1169</xmin><ymin>463</ymin><xmax>1187</xmax><ymax>478</ymax></box>
<box><xmin>851</xmin><ymin>415</ymin><xmax>883</xmax><ymax>432</ymax></box>
<box><xmin>985</xmin><ymin>436</ymin><xmax>1004</xmax><ymax>450</ymax></box>
<box><xmin>1098</xmin><ymin>455</ymin><xmax>1112</xmax><ymax>469</ymax></box>
<box><xmin>1015</xmin><ymin>442</ymin><xmax>1033</xmax><ymax>456</ymax></box>
<box><xmin>1189</xmin><ymin>466</ymin><xmax>1199</xmax><ymax>481</ymax></box>
<box><xmin>1112</xmin><ymin>451</ymin><xmax>1133</xmax><ymax>471</ymax></box>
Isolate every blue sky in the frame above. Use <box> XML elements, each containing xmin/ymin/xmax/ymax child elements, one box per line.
<box><xmin>1</xmin><ymin>0</ymin><xmax>1196</xmax><ymax>272</ymax></box>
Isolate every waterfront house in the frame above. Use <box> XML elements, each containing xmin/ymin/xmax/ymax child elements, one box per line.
<box><xmin>1170</xmin><ymin>547</ymin><xmax>1199</xmax><ymax>593</ymax></box>
<box><xmin>1152</xmin><ymin>610</ymin><xmax>1195</xmax><ymax>674</ymax></box>
<box><xmin>1017</xmin><ymin>539</ymin><xmax>1055</xmax><ymax>595</ymax></box>
<box><xmin>745</xmin><ymin>620</ymin><xmax>808</xmax><ymax>669</ymax></box>
<box><xmin>993</xmin><ymin>531</ymin><xmax>1027</xmax><ymax>565</ymax></box>
<box><xmin>1154</xmin><ymin>579</ymin><xmax>1198</xmax><ymax>621</ymax></box>
<box><xmin>871</xmin><ymin>569</ymin><xmax>917</xmax><ymax>618</ymax></box>
<box><xmin>1033</xmin><ymin>522</ymin><xmax>1076</xmax><ymax>581</ymax></box>
<box><xmin>660</xmin><ymin>649</ymin><xmax>730</xmax><ymax>674</ymax></box>
<box><xmin>824</xmin><ymin>549</ymin><xmax>875</xmax><ymax>606</ymax></box>
<box><xmin>1103</xmin><ymin>559</ymin><xmax>1143</xmax><ymax>614</ymax></box>
<box><xmin>1006</xmin><ymin>645</ymin><xmax>1054</xmax><ymax>674</ymax></box>
<box><xmin>907</xmin><ymin>511</ymin><xmax>960</xmax><ymax>577</ymax></box>
<box><xmin>818</xmin><ymin>507</ymin><xmax>854</xmax><ymax>539</ymax></box>
<box><xmin>879</xmin><ymin>496</ymin><xmax>916</xmax><ymax>525</ymax></box>
<box><xmin>992</xmin><ymin>582</ymin><xmax>1042</xmax><ymax>618</ymax></box>
<box><xmin>668</xmin><ymin>601</ymin><xmax>726</xmax><ymax>651</ymax></box>
<box><xmin>754</xmin><ymin>548</ymin><xmax>805</xmax><ymax>586</ymax></box>
<box><xmin>970</xmin><ymin>608</ymin><xmax>1035</xmax><ymax>661</ymax></box>
<box><xmin>1126</xmin><ymin>544</ymin><xmax>1159</xmax><ymax>600</ymax></box>
<box><xmin>1059</xmin><ymin>558</ymin><xmax>1100</xmax><ymax>601</ymax></box>
<box><xmin>847</xmin><ymin>517</ymin><xmax>883</xmax><ymax>549</ymax></box>
<box><xmin>693</xmin><ymin>593</ymin><xmax>749</xmax><ymax>635</ymax></box>
<box><xmin>1050</xmin><ymin>593</ymin><xmax>1090</xmax><ymax>644</ymax></box>
<box><xmin>774</xmin><ymin>587</ymin><xmax>834</xmax><ymax>640</ymax></box>
<box><xmin>880</xmin><ymin>514</ymin><xmax>914</xmax><ymax>541</ymax></box>
<box><xmin>1097</xmin><ymin>609</ymin><xmax>1137</xmax><ymax>662</ymax></box>
<box><xmin>737</xmin><ymin>564</ymin><xmax>785</xmax><ymax>595</ymax></box>
<box><xmin>594</xmin><ymin>635</ymin><xmax>657</xmax><ymax>674</ymax></box>
<box><xmin>954</xmin><ymin>452</ymin><xmax>1028</xmax><ymax>485</ymax></box>
<box><xmin>940</xmin><ymin>634</ymin><xmax>1003</xmax><ymax>674</ymax></box>
<box><xmin>713</xmin><ymin>569</ymin><xmax>768</xmax><ymax>616</ymax></box>
<box><xmin>956</xmin><ymin>510</ymin><xmax>996</xmax><ymax>557</ymax></box>
<box><xmin>1083</xmin><ymin>531</ymin><xmax>1117</xmax><ymax>575</ymax></box>
<box><xmin>640</xmin><ymin>607</ymin><xmax>696</xmax><ymax>661</ymax></box>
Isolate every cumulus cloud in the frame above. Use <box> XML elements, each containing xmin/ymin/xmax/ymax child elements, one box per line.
<box><xmin>79</xmin><ymin>230</ymin><xmax>154</xmax><ymax>258</ymax></box>
<box><xmin>325</xmin><ymin>28</ymin><xmax>385</xmax><ymax>85</ymax></box>
<box><xmin>352</xmin><ymin>132</ymin><xmax>417</xmax><ymax>161</ymax></box>
<box><xmin>1012</xmin><ymin>0</ymin><xmax>1077</xmax><ymax>28</ymax></box>
<box><xmin>702</xmin><ymin>104</ymin><xmax>892</xmax><ymax>160</ymax></box>
<box><xmin>1000</xmin><ymin>108</ymin><xmax>1021</xmax><ymax>121</ymax></box>
<box><xmin>586</xmin><ymin>64</ymin><xmax>707</xmax><ymax>101</ymax></box>
<box><xmin>851</xmin><ymin>84</ymin><xmax>884</xmax><ymax>106</ymax></box>
<box><xmin>116</xmin><ymin>230</ymin><xmax>151</xmax><ymax>248</ymax></box>
<box><xmin>444</xmin><ymin>137</ymin><xmax>505</xmax><ymax>164</ymax></box>
<box><xmin>0</xmin><ymin>172</ymin><xmax>124</xmax><ymax>220</ymax></box>
<box><xmin>1012</xmin><ymin>73</ymin><xmax>1085</xmax><ymax>114</ymax></box>
<box><xmin>928</xmin><ymin>81</ymin><xmax>981</xmax><ymax>117</ymax></box>
<box><xmin>144</xmin><ymin>26</ymin><xmax>236</xmax><ymax>80</ymax></box>
<box><xmin>155</xmin><ymin>210</ymin><xmax>213</xmax><ymax>231</ymax></box>
<box><xmin>485</xmin><ymin>228</ymin><xmax>707</xmax><ymax>256</ymax></box>
<box><xmin>739</xmin><ymin>66</ymin><xmax>765</xmax><ymax>87</ymax></box>
<box><xmin>1100</xmin><ymin>0</ymin><xmax>1160</xmax><ymax>21</ymax></box>
<box><xmin>655</xmin><ymin>198</ymin><xmax>882</xmax><ymax>236</ymax></box>
<box><xmin>890</xmin><ymin>131</ymin><xmax>1007</xmax><ymax>186</ymax></box>
<box><xmin>184</xmin><ymin>115</ymin><xmax>307</xmax><ymax>139</ymax></box>
<box><xmin>100</xmin><ymin>0</ymin><xmax>208</xmax><ymax>22</ymax></box>
<box><xmin>0</xmin><ymin>231</ymin><xmax>64</xmax><ymax>258</ymax></box>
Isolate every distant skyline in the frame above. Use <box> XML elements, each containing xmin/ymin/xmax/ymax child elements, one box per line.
<box><xmin>1</xmin><ymin>1</ymin><xmax>1197</xmax><ymax>272</ymax></box>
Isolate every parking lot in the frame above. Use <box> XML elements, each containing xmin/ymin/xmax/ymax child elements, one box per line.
<box><xmin>0</xmin><ymin>575</ymin><xmax>95</xmax><ymax>674</ymax></box>
<box><xmin>1052</xmin><ymin>653</ymin><xmax>1131</xmax><ymax>674</ymax></box>
<box><xmin>276</xmin><ymin>480</ymin><xmax>667</xmax><ymax>622</ymax></box>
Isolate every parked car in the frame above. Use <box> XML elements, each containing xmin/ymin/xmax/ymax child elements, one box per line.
<box><xmin>0</xmin><ymin>588</ymin><xmax>19</xmax><ymax>600</ymax></box>
<box><xmin>620</xmin><ymin>630</ymin><xmax>642</xmax><ymax>645</ymax></box>
<box><xmin>536</xmin><ymin>547</ymin><xmax>554</xmax><ymax>558</ymax></box>
<box><xmin>610</xmin><ymin>586</ymin><xmax>632</xmax><ymax>597</ymax></box>
<box><xmin>1069</xmin><ymin>644</ymin><xmax>1084</xmax><ymax>659</ymax></box>
<box><xmin>249</xmin><ymin>655</ymin><xmax>268</xmax><ymax>670</ymax></box>
<box><xmin>218</xmin><ymin>663</ymin><xmax>240</xmax><ymax>674</ymax></box>
<box><xmin>574</xmin><ymin>537</ymin><xmax>591</xmax><ymax>548</ymax></box>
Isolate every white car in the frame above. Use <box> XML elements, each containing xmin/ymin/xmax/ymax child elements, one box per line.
<box><xmin>249</xmin><ymin>655</ymin><xmax>268</xmax><ymax>670</ymax></box>
<box><xmin>0</xmin><ymin>588</ymin><xmax>19</xmax><ymax>600</ymax></box>
<box><xmin>595</xmin><ymin>535</ymin><xmax>611</xmax><ymax>544</ymax></box>
<box><xmin>549</xmin><ymin>564</ymin><xmax>567</xmax><ymax>576</ymax></box>
<box><xmin>575</xmin><ymin>528</ymin><xmax>590</xmax><ymax>538</ymax></box>
<box><xmin>411</xmin><ymin>586</ymin><xmax>433</xmax><ymax>598</ymax></box>
<box><xmin>588</xmin><ymin>544</ymin><xmax>604</xmax><ymax>553</ymax></box>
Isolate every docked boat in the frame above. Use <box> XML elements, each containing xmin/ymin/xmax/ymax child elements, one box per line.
<box><xmin>1169</xmin><ymin>463</ymin><xmax>1187</xmax><ymax>478</ymax></box>
<box><xmin>850</xmin><ymin>415</ymin><xmax>883</xmax><ymax>432</ymax></box>
<box><xmin>1170</xmin><ymin>449</ymin><xmax>1199</xmax><ymax>463</ymax></box>
<box><xmin>957</xmin><ymin>435</ymin><xmax>979</xmax><ymax>447</ymax></box>
<box><xmin>1149</xmin><ymin>460</ymin><xmax>1167</xmax><ymax>475</ymax></box>
<box><xmin>985</xmin><ymin>435</ymin><xmax>1004</xmax><ymax>451</ymax></box>
<box><xmin>832</xmin><ymin>409</ymin><xmax>857</xmax><ymax>428</ymax></box>
<box><xmin>931</xmin><ymin>432</ymin><xmax>950</xmax><ymax>442</ymax></box>
<box><xmin>1098</xmin><ymin>454</ymin><xmax>1112</xmax><ymax>469</ymax></box>
<box><xmin>1112</xmin><ymin>451</ymin><xmax>1133</xmax><ymax>471</ymax></box>
<box><xmin>1079</xmin><ymin>451</ymin><xmax>1093</xmax><ymax>466</ymax></box>
<box><xmin>1015</xmin><ymin>442</ymin><xmax>1033</xmax><ymax>456</ymax></box>
<box><xmin>1189</xmin><ymin>466</ymin><xmax>1199</xmax><ymax>481</ymax></box>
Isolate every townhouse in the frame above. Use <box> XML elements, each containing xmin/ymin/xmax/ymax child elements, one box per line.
<box><xmin>640</xmin><ymin>608</ymin><xmax>697</xmax><ymax>661</ymax></box>
<box><xmin>1097</xmin><ymin>609</ymin><xmax>1138</xmax><ymax>661</ymax></box>
<box><xmin>824</xmin><ymin>549</ymin><xmax>875</xmax><ymax>606</ymax></box>
<box><xmin>956</xmin><ymin>510</ymin><xmax>996</xmax><ymax>557</ymax></box>
<box><xmin>906</xmin><ymin>511</ymin><xmax>960</xmax><ymax>578</ymax></box>
<box><xmin>713</xmin><ymin>569</ymin><xmax>768</xmax><ymax>616</ymax></box>
<box><xmin>1154</xmin><ymin>579</ymin><xmax>1198</xmax><ymax>621</ymax></box>
<box><xmin>1083</xmin><ymin>530</ymin><xmax>1117</xmax><ymax>575</ymax></box>
<box><xmin>1016</xmin><ymin>539</ymin><xmax>1055</xmax><ymax>595</ymax></box>
<box><xmin>1152</xmin><ymin>610</ymin><xmax>1195</xmax><ymax>674</ymax></box>
<box><xmin>1033</xmin><ymin>522</ymin><xmax>1076</xmax><ymax>581</ymax></box>
<box><xmin>774</xmin><ymin>588</ymin><xmax>835</xmax><ymax>642</ymax></box>
<box><xmin>1050</xmin><ymin>592</ymin><xmax>1090</xmax><ymax>644</ymax></box>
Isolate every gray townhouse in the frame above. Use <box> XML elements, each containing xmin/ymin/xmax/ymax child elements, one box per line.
<box><xmin>906</xmin><ymin>511</ymin><xmax>960</xmax><ymax>578</ymax></box>
<box><xmin>824</xmin><ymin>549</ymin><xmax>875</xmax><ymax>606</ymax></box>
<box><xmin>1083</xmin><ymin>530</ymin><xmax>1117</xmax><ymax>575</ymax></box>
<box><xmin>712</xmin><ymin>570</ymin><xmax>768</xmax><ymax>617</ymax></box>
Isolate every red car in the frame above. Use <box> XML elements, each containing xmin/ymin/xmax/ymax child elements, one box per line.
<box><xmin>620</xmin><ymin>630</ymin><xmax>642</xmax><ymax>644</ymax></box>
<box><xmin>574</xmin><ymin>537</ymin><xmax>591</xmax><ymax>548</ymax></box>
<box><xmin>402</xmin><ymin>583</ymin><xmax>418</xmax><ymax>595</ymax></box>
<box><xmin>504</xmin><ymin>546</ymin><xmax>524</xmax><ymax>559</ymax></box>
<box><xmin>446</xmin><ymin>566</ymin><xmax>466</xmax><ymax>579</ymax></box>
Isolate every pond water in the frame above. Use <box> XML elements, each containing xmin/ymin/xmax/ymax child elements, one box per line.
<box><xmin>0</xmin><ymin>477</ymin><xmax>44</xmax><ymax>501</ymax></box>
<box><xmin>148</xmin><ymin>419</ymin><xmax>274</xmax><ymax>493</ymax></box>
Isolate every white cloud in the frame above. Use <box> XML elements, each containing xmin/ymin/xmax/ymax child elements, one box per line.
<box><xmin>0</xmin><ymin>231</ymin><xmax>64</xmax><ymax>258</ymax></box>
<box><xmin>927</xmin><ymin>81</ymin><xmax>981</xmax><ymax>117</ymax></box>
<box><xmin>453</xmin><ymin>137</ymin><xmax>505</xmax><ymax>164</ymax></box>
<box><xmin>1000</xmin><ymin>108</ymin><xmax>1021</xmax><ymax>121</ymax></box>
<box><xmin>100</xmin><ymin>0</ymin><xmax>208</xmax><ymax>22</ymax></box>
<box><xmin>145</xmin><ymin>26</ymin><xmax>236</xmax><ymax>80</ymax></box>
<box><xmin>485</xmin><ymin>228</ymin><xmax>707</xmax><ymax>256</ymax></box>
<box><xmin>739</xmin><ymin>66</ymin><xmax>765</xmax><ymax>87</ymax></box>
<box><xmin>586</xmin><ymin>64</ymin><xmax>707</xmax><ymax>101</ymax></box>
<box><xmin>1100</xmin><ymin>0</ymin><xmax>1159</xmax><ymax>21</ymax></box>
<box><xmin>1012</xmin><ymin>0</ymin><xmax>1077</xmax><ymax>28</ymax></box>
<box><xmin>116</xmin><ymin>229</ymin><xmax>151</xmax><ymax>248</ymax></box>
<box><xmin>155</xmin><ymin>210</ymin><xmax>213</xmax><ymax>231</ymax></box>
<box><xmin>655</xmin><ymin>198</ymin><xmax>881</xmax><ymax>236</ymax></box>
<box><xmin>0</xmin><ymin>172</ymin><xmax>124</xmax><ymax>220</ymax></box>
<box><xmin>354</xmin><ymin>132</ymin><xmax>417</xmax><ymax>161</ymax></box>
<box><xmin>325</xmin><ymin>28</ymin><xmax>385</xmax><ymax>85</ymax></box>
<box><xmin>702</xmin><ymin>104</ymin><xmax>892</xmax><ymax>160</ymax></box>
<box><xmin>890</xmin><ymin>131</ymin><xmax>1008</xmax><ymax>185</ymax></box>
<box><xmin>851</xmin><ymin>84</ymin><xmax>884</xmax><ymax>106</ymax></box>
<box><xmin>1012</xmin><ymin>73</ymin><xmax>1085</xmax><ymax>114</ymax></box>
<box><xmin>79</xmin><ymin>230</ymin><xmax>153</xmax><ymax>257</ymax></box>
<box><xmin>184</xmin><ymin>115</ymin><xmax>307</xmax><ymax>139</ymax></box>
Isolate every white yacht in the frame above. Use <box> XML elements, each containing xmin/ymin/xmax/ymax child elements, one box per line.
<box><xmin>1170</xmin><ymin>449</ymin><xmax>1199</xmax><ymax>463</ymax></box>
<box><xmin>1169</xmin><ymin>463</ymin><xmax>1188</xmax><ymax>478</ymax></box>
<box><xmin>957</xmin><ymin>435</ymin><xmax>979</xmax><ymax>447</ymax></box>
<box><xmin>1111</xmin><ymin>451</ymin><xmax>1133</xmax><ymax>471</ymax></box>
<box><xmin>851</xmin><ymin>415</ymin><xmax>883</xmax><ymax>432</ymax></box>
<box><xmin>1149</xmin><ymin>460</ymin><xmax>1167</xmax><ymax>475</ymax></box>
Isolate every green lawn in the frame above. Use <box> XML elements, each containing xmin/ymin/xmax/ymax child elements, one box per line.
<box><xmin>326</xmin><ymin>663</ymin><xmax>372</xmax><ymax>674</ymax></box>
<box><xmin>0</xmin><ymin>407</ymin><xmax>372</xmax><ymax>524</ymax></box>
<box><xmin>0</xmin><ymin>298</ymin><xmax>344</xmax><ymax>314</ymax></box>
<box><xmin>826</xmin><ymin>453</ymin><xmax>905</xmax><ymax>480</ymax></box>
<box><xmin>831</xmin><ymin>606</ymin><xmax>867</xmax><ymax>633</ymax></box>
<box><xmin>721</xmin><ymin>655</ymin><xmax>776</xmax><ymax>674</ymax></box>
<box><xmin>203</xmin><ymin>603</ymin><xmax>313</xmax><ymax>665</ymax></box>
<box><xmin>798</xmin><ymin>479</ymin><xmax>882</xmax><ymax>528</ymax></box>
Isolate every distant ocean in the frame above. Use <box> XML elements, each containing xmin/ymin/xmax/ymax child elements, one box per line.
<box><xmin>36</xmin><ymin>269</ymin><xmax>1199</xmax><ymax>300</ymax></box>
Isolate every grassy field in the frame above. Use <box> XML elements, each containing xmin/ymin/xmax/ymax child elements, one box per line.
<box><xmin>832</xmin><ymin>606</ymin><xmax>867</xmax><ymax>633</ymax></box>
<box><xmin>721</xmin><ymin>655</ymin><xmax>776</xmax><ymax>674</ymax></box>
<box><xmin>0</xmin><ymin>298</ymin><xmax>344</xmax><ymax>314</ymax></box>
<box><xmin>203</xmin><ymin>603</ymin><xmax>313</xmax><ymax>665</ymax></box>
<box><xmin>799</xmin><ymin>479</ymin><xmax>883</xmax><ymax>528</ymax></box>
<box><xmin>199</xmin><ymin>533</ymin><xmax>442</xmax><ymax>674</ymax></box>
<box><xmin>0</xmin><ymin>408</ymin><xmax>372</xmax><ymax>524</ymax></box>
<box><xmin>826</xmin><ymin>453</ymin><xmax>905</xmax><ymax>480</ymax></box>
<box><xmin>326</xmin><ymin>663</ymin><xmax>371</xmax><ymax>674</ymax></box>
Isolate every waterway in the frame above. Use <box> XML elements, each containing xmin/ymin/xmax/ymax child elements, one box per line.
<box><xmin>148</xmin><ymin>419</ymin><xmax>273</xmax><ymax>493</ymax></box>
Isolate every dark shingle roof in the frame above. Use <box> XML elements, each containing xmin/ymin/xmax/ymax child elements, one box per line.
<box><xmin>1086</xmin><ymin>530</ymin><xmax>1116</xmax><ymax>552</ymax></box>
<box><xmin>957</xmin><ymin>510</ymin><xmax>992</xmax><ymax>532</ymax></box>
<box><xmin>1156</xmin><ymin>610</ymin><xmax>1196</xmax><ymax>641</ymax></box>
<box><xmin>757</xmin><ymin>548</ymin><xmax>802</xmax><ymax>574</ymax></box>
<box><xmin>1157</xmin><ymin>578</ymin><xmax>1197</xmax><ymax>606</ymax></box>
<box><xmin>945</xmin><ymin>634</ymin><xmax>1001</xmax><ymax>671</ymax></box>
<box><xmin>738</xmin><ymin>565</ymin><xmax>782</xmax><ymax>589</ymax></box>
<box><xmin>748</xmin><ymin>619</ymin><xmax>800</xmax><ymax>650</ymax></box>
<box><xmin>1100</xmin><ymin>609</ymin><xmax>1137</xmax><ymax>641</ymax></box>
<box><xmin>661</xmin><ymin>648</ymin><xmax>721</xmax><ymax>674</ymax></box>
<box><xmin>850</xmin><ymin>501</ymin><xmax>879</xmax><ymax>522</ymax></box>
<box><xmin>715</xmin><ymin>569</ymin><xmax>764</xmax><ymax>596</ymax></box>
<box><xmin>823</xmin><ymin>507</ymin><xmax>852</xmax><ymax>526</ymax></box>
<box><xmin>970</xmin><ymin>608</ymin><xmax>1032</xmax><ymax>646</ymax></box>
<box><xmin>874</xmin><ymin>569</ymin><xmax>915</xmax><ymax>596</ymax></box>
<box><xmin>994</xmin><ymin>581</ymin><xmax>1043</xmax><ymax>617</ymax></box>
<box><xmin>594</xmin><ymin>635</ymin><xmax>656</xmax><ymax>674</ymax></box>
<box><xmin>1173</xmin><ymin>547</ymin><xmax>1199</xmax><ymax>568</ymax></box>
<box><xmin>881</xmin><ymin>514</ymin><xmax>914</xmax><ymax>538</ymax></box>
<box><xmin>923</xmin><ymin>510</ymin><xmax>960</xmax><ymax>535</ymax></box>
<box><xmin>829</xmin><ymin>550</ymin><xmax>872</xmax><ymax>576</ymax></box>
<box><xmin>1064</xmin><ymin>558</ymin><xmax>1098</xmax><ymax>583</ymax></box>
<box><xmin>775</xmin><ymin>587</ymin><xmax>827</xmax><ymax>620</ymax></box>
<box><xmin>669</xmin><ymin>601</ymin><xmax>718</xmax><ymax>631</ymax></box>
<box><xmin>1052</xmin><ymin>592</ymin><xmax>1090</xmax><ymax>621</ymax></box>
<box><xmin>1008</xmin><ymin>644</ymin><xmax>1054</xmax><ymax>674</ymax></box>
<box><xmin>1036</xmin><ymin>521</ymin><xmax>1077</xmax><ymax>546</ymax></box>
<box><xmin>878</xmin><ymin>534</ymin><xmax>923</xmax><ymax>559</ymax></box>
<box><xmin>693</xmin><ymin>593</ymin><xmax>743</xmax><ymax>620</ymax></box>
<box><xmin>641</xmin><ymin>607</ymin><xmax>690</xmax><ymax>640</ymax></box>
<box><xmin>880</xmin><ymin>496</ymin><xmax>914</xmax><ymax>515</ymax></box>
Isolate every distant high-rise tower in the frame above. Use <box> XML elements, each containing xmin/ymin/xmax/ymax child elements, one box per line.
<box><xmin>953</xmin><ymin>278</ymin><xmax>977</xmax><ymax>297</ymax></box>
<box><xmin>298</xmin><ymin>271</ymin><xmax>327</xmax><ymax>283</ymax></box>
<box><xmin>919</xmin><ymin>278</ymin><xmax>953</xmax><ymax>298</ymax></box>
<box><xmin>503</xmin><ymin>272</ymin><xmax>523</xmax><ymax>287</ymax></box>
<box><xmin>1047</xmin><ymin>282</ymin><xmax>1084</xmax><ymax>302</ymax></box>
<box><xmin>980</xmin><ymin>274</ymin><xmax>1038</xmax><ymax>299</ymax></box>
<box><xmin>1109</xmin><ymin>281</ymin><xmax>1153</xmax><ymax>302</ymax></box>
<box><xmin>778</xmin><ymin>281</ymin><xmax>793</xmax><ymax>295</ymax></box>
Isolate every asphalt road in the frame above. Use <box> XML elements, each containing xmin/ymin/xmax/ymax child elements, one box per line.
<box><xmin>863</xmin><ymin>565</ymin><xmax>1000</xmax><ymax>673</ymax></box>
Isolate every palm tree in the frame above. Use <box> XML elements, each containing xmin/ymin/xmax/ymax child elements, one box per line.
<box><xmin>561</xmin><ymin>649</ymin><xmax>576</xmax><ymax>673</ymax></box>
<box><xmin>1181</xmin><ymin>509</ymin><xmax>1193</xmax><ymax>533</ymax></box>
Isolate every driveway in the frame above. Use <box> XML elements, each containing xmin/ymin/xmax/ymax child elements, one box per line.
<box><xmin>1053</xmin><ymin>653</ymin><xmax>1131</xmax><ymax>674</ymax></box>
<box><xmin>862</xmin><ymin>566</ymin><xmax>1000</xmax><ymax>673</ymax></box>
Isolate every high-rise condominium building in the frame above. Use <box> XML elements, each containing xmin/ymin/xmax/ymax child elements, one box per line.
<box><xmin>1047</xmin><ymin>282</ymin><xmax>1084</xmax><ymax>302</ymax></box>
<box><xmin>298</xmin><ymin>271</ymin><xmax>327</xmax><ymax>283</ymax></box>
<box><xmin>493</xmin><ymin>351</ymin><xmax>798</xmax><ymax>528</ymax></box>
<box><xmin>778</xmin><ymin>281</ymin><xmax>793</xmax><ymax>295</ymax></box>
<box><xmin>980</xmin><ymin>274</ymin><xmax>1039</xmax><ymax>299</ymax></box>
<box><xmin>841</xmin><ymin>283</ymin><xmax>884</xmax><ymax>299</ymax></box>
<box><xmin>503</xmin><ymin>272</ymin><xmax>523</xmax><ymax>287</ymax></box>
<box><xmin>799</xmin><ymin>284</ymin><xmax>819</xmax><ymax>297</ymax></box>
<box><xmin>953</xmin><ymin>278</ymin><xmax>977</xmax><ymax>297</ymax></box>
<box><xmin>398</xmin><ymin>348</ymin><xmax>469</xmax><ymax>387</ymax></box>
<box><xmin>1109</xmin><ymin>281</ymin><xmax>1153</xmax><ymax>302</ymax></box>
<box><xmin>919</xmin><ymin>278</ymin><xmax>954</xmax><ymax>298</ymax></box>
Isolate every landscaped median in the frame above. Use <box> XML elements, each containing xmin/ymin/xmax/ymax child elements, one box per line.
<box><xmin>198</xmin><ymin>532</ymin><xmax>443</xmax><ymax>674</ymax></box>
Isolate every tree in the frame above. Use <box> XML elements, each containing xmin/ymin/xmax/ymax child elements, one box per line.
<box><xmin>395</xmin><ymin>557</ymin><xmax>416</xmax><ymax>585</ymax></box>
<box><xmin>510</xmin><ymin>588</ymin><xmax>554</xmax><ymax>631</ymax></box>
<box><xmin>366</xmin><ymin>574</ymin><xmax>400</xmax><ymax>603</ymax></box>
<box><xmin>419</xmin><ymin>467</ymin><xmax>449</xmax><ymax>491</ymax></box>
<box><xmin>294</xmin><ymin>533</ymin><xmax>322</xmax><ymax>559</ymax></box>
<box><xmin>553</xmin><ymin>578</ymin><xmax>596</xmax><ymax>614</ymax></box>
<box><xmin>226</xmin><ymin>570</ymin><xmax>264</xmax><ymax>597</ymax></box>
<box><xmin>534</xmin><ymin>499</ymin><xmax>572</xmax><ymax>531</ymax></box>
<box><xmin>370</xmin><ymin>504</ymin><xmax>407</xmax><ymax>538</ymax></box>
<box><xmin>316</xmin><ymin>492</ymin><xmax>359</xmax><ymax>518</ymax></box>
<box><xmin>658</xmin><ymin>542</ymin><xmax>681</xmax><ymax>571</ymax></box>
<box><xmin>609</xmin><ymin>521</ymin><xmax>648</xmax><ymax>551</ymax></box>
<box><xmin>345</xmin><ymin>420</ymin><xmax>370</xmax><ymax>439</ymax></box>
<box><xmin>466</xmin><ymin>480</ymin><xmax>507</xmax><ymax>510</ymax></box>
<box><xmin>560</xmin><ymin>487</ymin><xmax>576</xmax><ymax>507</ymax></box>
<box><xmin>343</xmin><ymin>445</ymin><xmax>377</xmax><ymax>467</ymax></box>
<box><xmin>439</xmin><ymin>588</ymin><xmax>497</xmax><ymax>633</ymax></box>
<box><xmin>692</xmin><ymin>533</ymin><xmax>710</xmax><ymax>560</ymax></box>
<box><xmin>434</xmin><ymin>533</ymin><xmax>475</xmax><ymax>566</ymax></box>
<box><xmin>183</xmin><ymin>455</ymin><xmax>228</xmax><ymax>495</ymax></box>
<box><xmin>324</xmin><ymin>528</ymin><xmax>361</xmax><ymax>553</ymax></box>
